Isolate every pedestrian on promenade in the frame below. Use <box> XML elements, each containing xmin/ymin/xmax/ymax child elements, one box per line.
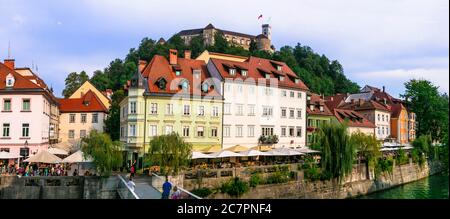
<box><xmin>161</xmin><ymin>176</ymin><xmax>172</xmax><ymax>199</ymax></box>
<box><xmin>127</xmin><ymin>177</ymin><xmax>136</xmax><ymax>191</ymax></box>
<box><xmin>73</xmin><ymin>169</ymin><xmax>78</xmax><ymax>176</ymax></box>
<box><xmin>171</xmin><ymin>186</ymin><xmax>181</xmax><ymax>199</ymax></box>
<box><xmin>130</xmin><ymin>164</ymin><xmax>135</xmax><ymax>178</ymax></box>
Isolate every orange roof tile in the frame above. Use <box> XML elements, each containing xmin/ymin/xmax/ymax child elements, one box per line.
<box><xmin>334</xmin><ymin>109</ymin><xmax>376</xmax><ymax>128</ymax></box>
<box><xmin>58</xmin><ymin>90</ymin><xmax>108</xmax><ymax>113</ymax></box>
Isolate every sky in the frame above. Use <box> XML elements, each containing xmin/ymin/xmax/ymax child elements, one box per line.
<box><xmin>0</xmin><ymin>0</ymin><xmax>448</xmax><ymax>98</ymax></box>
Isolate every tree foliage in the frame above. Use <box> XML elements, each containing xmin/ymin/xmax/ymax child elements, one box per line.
<box><xmin>81</xmin><ymin>130</ymin><xmax>123</xmax><ymax>177</ymax></box>
<box><xmin>145</xmin><ymin>133</ymin><xmax>192</xmax><ymax>176</ymax></box>
<box><xmin>104</xmin><ymin>90</ymin><xmax>125</xmax><ymax>141</ymax></box>
<box><xmin>402</xmin><ymin>79</ymin><xmax>449</xmax><ymax>142</ymax></box>
<box><xmin>62</xmin><ymin>71</ymin><xmax>89</xmax><ymax>97</ymax></box>
<box><xmin>311</xmin><ymin>123</ymin><xmax>356</xmax><ymax>182</ymax></box>
<box><xmin>351</xmin><ymin>131</ymin><xmax>381</xmax><ymax>168</ymax></box>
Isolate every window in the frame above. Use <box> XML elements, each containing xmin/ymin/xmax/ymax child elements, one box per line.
<box><xmin>69</xmin><ymin>130</ymin><xmax>75</xmax><ymax>139</ymax></box>
<box><xmin>236</xmin><ymin>126</ymin><xmax>243</xmax><ymax>137</ymax></box>
<box><xmin>130</xmin><ymin>125</ymin><xmax>136</xmax><ymax>136</ymax></box>
<box><xmin>81</xmin><ymin>114</ymin><xmax>87</xmax><ymax>123</ymax></box>
<box><xmin>175</xmin><ymin>70</ymin><xmax>181</xmax><ymax>76</ymax></box>
<box><xmin>212</xmin><ymin>106</ymin><xmax>219</xmax><ymax>117</ymax></box>
<box><xmin>0</xmin><ymin>148</ymin><xmax>10</xmax><ymax>152</ymax></box>
<box><xmin>261</xmin><ymin>127</ymin><xmax>274</xmax><ymax>136</ymax></box>
<box><xmin>229</xmin><ymin>69</ymin><xmax>236</xmax><ymax>76</ymax></box>
<box><xmin>264</xmin><ymin>88</ymin><xmax>272</xmax><ymax>96</ymax></box>
<box><xmin>248</xmin><ymin>105</ymin><xmax>255</xmax><ymax>116</ymax></box>
<box><xmin>382</xmin><ymin>127</ymin><xmax>385</xmax><ymax>134</ymax></box>
<box><xmin>307</xmin><ymin>119</ymin><xmax>312</xmax><ymax>127</ymax></box>
<box><xmin>202</xmin><ymin>83</ymin><xmax>209</xmax><ymax>93</ymax></box>
<box><xmin>297</xmin><ymin>92</ymin><xmax>302</xmax><ymax>99</ymax></box>
<box><xmin>183</xmin><ymin>105</ymin><xmax>190</xmax><ymax>116</ymax></box>
<box><xmin>290</xmin><ymin>91</ymin><xmax>295</xmax><ymax>98</ymax></box>
<box><xmin>198</xmin><ymin>106</ymin><xmax>205</xmax><ymax>116</ymax></box>
<box><xmin>281</xmin><ymin>90</ymin><xmax>287</xmax><ymax>97</ymax></box>
<box><xmin>265</xmin><ymin>74</ymin><xmax>270</xmax><ymax>79</ymax></box>
<box><xmin>22</xmin><ymin>99</ymin><xmax>30</xmax><ymax>111</ymax></box>
<box><xmin>289</xmin><ymin>127</ymin><xmax>295</xmax><ymax>137</ymax></box>
<box><xmin>382</xmin><ymin>115</ymin><xmax>385</xmax><ymax>122</ymax></box>
<box><xmin>182</xmin><ymin>126</ymin><xmax>190</xmax><ymax>137</ymax></box>
<box><xmin>69</xmin><ymin>114</ymin><xmax>75</xmax><ymax>123</ymax></box>
<box><xmin>297</xmin><ymin>109</ymin><xmax>302</xmax><ymax>119</ymax></box>
<box><xmin>237</xmin><ymin>85</ymin><xmax>243</xmax><ymax>93</ymax></box>
<box><xmin>2</xmin><ymin>123</ymin><xmax>10</xmax><ymax>137</ymax></box>
<box><xmin>319</xmin><ymin>106</ymin><xmax>324</xmax><ymax>112</ymax></box>
<box><xmin>165</xmin><ymin>125</ymin><xmax>173</xmax><ymax>135</ymax></box>
<box><xmin>120</xmin><ymin>127</ymin><xmax>124</xmax><ymax>138</ymax></box>
<box><xmin>130</xmin><ymin>102</ymin><xmax>137</xmax><ymax>114</ymax></box>
<box><xmin>378</xmin><ymin>127</ymin><xmax>381</xmax><ymax>135</ymax></box>
<box><xmin>149</xmin><ymin>125</ymin><xmax>157</xmax><ymax>137</ymax></box>
<box><xmin>241</xmin><ymin>70</ymin><xmax>248</xmax><ymax>77</ymax></box>
<box><xmin>150</xmin><ymin>103</ymin><xmax>158</xmax><ymax>114</ymax></box>
<box><xmin>289</xmin><ymin>109</ymin><xmax>295</xmax><ymax>118</ymax></box>
<box><xmin>22</xmin><ymin>123</ymin><xmax>29</xmax><ymax>137</ymax></box>
<box><xmin>248</xmin><ymin>126</ymin><xmax>255</xmax><ymax>137</ymax></box>
<box><xmin>236</xmin><ymin>104</ymin><xmax>243</xmax><ymax>116</ymax></box>
<box><xmin>224</xmin><ymin>103</ymin><xmax>231</xmax><ymax>115</ymax></box>
<box><xmin>377</xmin><ymin>114</ymin><xmax>380</xmax><ymax>121</ymax></box>
<box><xmin>281</xmin><ymin>108</ymin><xmax>287</xmax><ymax>118</ymax></box>
<box><xmin>281</xmin><ymin>127</ymin><xmax>286</xmax><ymax>137</ymax></box>
<box><xmin>295</xmin><ymin>79</ymin><xmax>300</xmax><ymax>84</ymax></box>
<box><xmin>262</xmin><ymin>106</ymin><xmax>273</xmax><ymax>117</ymax></box>
<box><xmin>6</xmin><ymin>76</ymin><xmax>14</xmax><ymax>87</ymax></box>
<box><xmin>166</xmin><ymin>104</ymin><xmax>173</xmax><ymax>115</ymax></box>
<box><xmin>80</xmin><ymin>130</ymin><xmax>87</xmax><ymax>138</ymax></box>
<box><xmin>3</xmin><ymin>99</ymin><xmax>11</xmax><ymax>111</ymax></box>
<box><xmin>92</xmin><ymin>113</ymin><xmax>98</xmax><ymax>123</ymax></box>
<box><xmin>225</xmin><ymin>84</ymin><xmax>231</xmax><ymax>92</ymax></box>
<box><xmin>279</xmin><ymin>76</ymin><xmax>285</xmax><ymax>81</ymax></box>
<box><xmin>249</xmin><ymin>86</ymin><xmax>255</xmax><ymax>94</ymax></box>
<box><xmin>197</xmin><ymin>126</ymin><xmax>204</xmax><ymax>137</ymax></box>
<box><xmin>211</xmin><ymin>127</ymin><xmax>218</xmax><ymax>137</ymax></box>
<box><xmin>296</xmin><ymin>127</ymin><xmax>302</xmax><ymax>137</ymax></box>
<box><xmin>224</xmin><ymin>126</ymin><xmax>231</xmax><ymax>137</ymax></box>
<box><xmin>277</xmin><ymin>65</ymin><xmax>282</xmax><ymax>71</ymax></box>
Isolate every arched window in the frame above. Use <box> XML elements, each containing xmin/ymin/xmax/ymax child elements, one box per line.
<box><xmin>179</xmin><ymin>80</ymin><xmax>189</xmax><ymax>91</ymax></box>
<box><xmin>202</xmin><ymin>83</ymin><xmax>209</xmax><ymax>93</ymax></box>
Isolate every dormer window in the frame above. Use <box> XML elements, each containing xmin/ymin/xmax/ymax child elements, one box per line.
<box><xmin>310</xmin><ymin>105</ymin><xmax>315</xmax><ymax>111</ymax></box>
<box><xmin>6</xmin><ymin>74</ymin><xmax>14</xmax><ymax>87</ymax></box>
<box><xmin>279</xmin><ymin>76</ymin><xmax>285</xmax><ymax>81</ymax></box>
<box><xmin>277</xmin><ymin>65</ymin><xmax>282</xmax><ymax>71</ymax></box>
<box><xmin>156</xmin><ymin>78</ymin><xmax>167</xmax><ymax>90</ymax></box>
<box><xmin>320</xmin><ymin>106</ymin><xmax>324</xmax><ymax>112</ymax></box>
<box><xmin>295</xmin><ymin>78</ymin><xmax>300</xmax><ymax>84</ymax></box>
<box><xmin>175</xmin><ymin>70</ymin><xmax>181</xmax><ymax>76</ymax></box>
<box><xmin>265</xmin><ymin>74</ymin><xmax>270</xmax><ymax>79</ymax></box>
<box><xmin>241</xmin><ymin>70</ymin><xmax>248</xmax><ymax>77</ymax></box>
<box><xmin>179</xmin><ymin>80</ymin><xmax>189</xmax><ymax>91</ymax></box>
<box><xmin>229</xmin><ymin>68</ymin><xmax>236</xmax><ymax>76</ymax></box>
<box><xmin>202</xmin><ymin>83</ymin><xmax>209</xmax><ymax>93</ymax></box>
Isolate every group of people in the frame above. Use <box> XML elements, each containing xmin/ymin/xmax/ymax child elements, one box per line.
<box><xmin>0</xmin><ymin>162</ymin><xmax>83</xmax><ymax>177</ymax></box>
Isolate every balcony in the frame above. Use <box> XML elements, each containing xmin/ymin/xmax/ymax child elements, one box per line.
<box><xmin>306</xmin><ymin>127</ymin><xmax>316</xmax><ymax>133</ymax></box>
<box><xmin>258</xmin><ymin>135</ymin><xmax>279</xmax><ymax>144</ymax></box>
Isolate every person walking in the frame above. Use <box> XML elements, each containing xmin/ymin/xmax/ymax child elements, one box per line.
<box><xmin>127</xmin><ymin>177</ymin><xmax>136</xmax><ymax>192</ymax></box>
<box><xmin>171</xmin><ymin>186</ymin><xmax>181</xmax><ymax>199</ymax></box>
<box><xmin>130</xmin><ymin>163</ymin><xmax>135</xmax><ymax>178</ymax></box>
<box><xmin>161</xmin><ymin>176</ymin><xmax>172</xmax><ymax>199</ymax></box>
<box><xmin>73</xmin><ymin>169</ymin><xmax>78</xmax><ymax>176</ymax></box>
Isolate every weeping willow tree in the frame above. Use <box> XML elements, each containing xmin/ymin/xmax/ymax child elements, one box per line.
<box><xmin>310</xmin><ymin>122</ymin><xmax>356</xmax><ymax>182</ymax></box>
<box><xmin>145</xmin><ymin>132</ymin><xmax>192</xmax><ymax>177</ymax></box>
<box><xmin>350</xmin><ymin>131</ymin><xmax>381</xmax><ymax>169</ymax></box>
<box><xmin>81</xmin><ymin>130</ymin><xmax>123</xmax><ymax>177</ymax></box>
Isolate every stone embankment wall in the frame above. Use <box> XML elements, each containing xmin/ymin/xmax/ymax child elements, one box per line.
<box><xmin>200</xmin><ymin>160</ymin><xmax>444</xmax><ymax>199</ymax></box>
<box><xmin>0</xmin><ymin>176</ymin><xmax>119</xmax><ymax>199</ymax></box>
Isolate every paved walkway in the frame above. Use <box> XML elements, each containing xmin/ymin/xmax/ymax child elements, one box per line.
<box><xmin>122</xmin><ymin>174</ymin><xmax>161</xmax><ymax>199</ymax></box>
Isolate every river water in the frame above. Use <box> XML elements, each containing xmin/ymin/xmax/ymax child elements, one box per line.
<box><xmin>358</xmin><ymin>172</ymin><xmax>449</xmax><ymax>199</ymax></box>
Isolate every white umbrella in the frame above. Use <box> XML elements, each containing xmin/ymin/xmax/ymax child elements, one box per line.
<box><xmin>62</xmin><ymin>150</ymin><xmax>93</xmax><ymax>163</ymax></box>
<box><xmin>295</xmin><ymin>147</ymin><xmax>320</xmax><ymax>154</ymax></box>
<box><xmin>272</xmin><ymin>148</ymin><xmax>303</xmax><ymax>156</ymax></box>
<box><xmin>239</xmin><ymin>149</ymin><xmax>270</xmax><ymax>157</ymax></box>
<box><xmin>262</xmin><ymin>149</ymin><xmax>286</xmax><ymax>156</ymax></box>
<box><xmin>24</xmin><ymin>150</ymin><xmax>62</xmax><ymax>164</ymax></box>
<box><xmin>48</xmin><ymin>147</ymin><xmax>69</xmax><ymax>155</ymax></box>
<box><xmin>191</xmin><ymin>151</ymin><xmax>212</xmax><ymax>159</ymax></box>
<box><xmin>0</xmin><ymin>151</ymin><xmax>22</xmax><ymax>159</ymax></box>
<box><xmin>210</xmin><ymin>150</ymin><xmax>244</xmax><ymax>158</ymax></box>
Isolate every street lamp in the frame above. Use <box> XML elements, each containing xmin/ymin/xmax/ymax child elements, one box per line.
<box><xmin>24</xmin><ymin>140</ymin><xmax>29</xmax><ymax>158</ymax></box>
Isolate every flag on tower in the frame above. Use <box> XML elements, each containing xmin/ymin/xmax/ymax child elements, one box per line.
<box><xmin>258</xmin><ymin>14</ymin><xmax>263</xmax><ymax>19</ymax></box>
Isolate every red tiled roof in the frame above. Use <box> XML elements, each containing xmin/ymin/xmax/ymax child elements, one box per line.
<box><xmin>390</xmin><ymin>103</ymin><xmax>405</xmax><ymax>118</ymax></box>
<box><xmin>338</xmin><ymin>100</ymin><xmax>390</xmax><ymax>112</ymax></box>
<box><xmin>0</xmin><ymin>62</ymin><xmax>42</xmax><ymax>90</ymax></box>
<box><xmin>324</xmin><ymin>93</ymin><xmax>347</xmax><ymax>111</ymax></box>
<box><xmin>334</xmin><ymin>109</ymin><xmax>376</xmax><ymax>128</ymax></box>
<box><xmin>141</xmin><ymin>55</ymin><xmax>221</xmax><ymax>97</ymax></box>
<box><xmin>307</xmin><ymin>93</ymin><xmax>334</xmax><ymax>116</ymax></box>
<box><xmin>210</xmin><ymin>56</ymin><xmax>309</xmax><ymax>91</ymax></box>
<box><xmin>58</xmin><ymin>90</ymin><xmax>108</xmax><ymax>113</ymax></box>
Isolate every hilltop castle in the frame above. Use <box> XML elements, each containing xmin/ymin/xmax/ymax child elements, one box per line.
<box><xmin>176</xmin><ymin>23</ymin><xmax>274</xmax><ymax>52</ymax></box>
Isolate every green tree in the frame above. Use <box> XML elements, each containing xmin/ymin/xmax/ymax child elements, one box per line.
<box><xmin>402</xmin><ymin>79</ymin><xmax>449</xmax><ymax>142</ymax></box>
<box><xmin>412</xmin><ymin>135</ymin><xmax>431</xmax><ymax>156</ymax></box>
<box><xmin>90</xmin><ymin>70</ymin><xmax>109</xmax><ymax>91</ymax></box>
<box><xmin>311</xmin><ymin>122</ymin><xmax>356</xmax><ymax>182</ymax></box>
<box><xmin>351</xmin><ymin>131</ymin><xmax>381</xmax><ymax>169</ymax></box>
<box><xmin>81</xmin><ymin>130</ymin><xmax>123</xmax><ymax>177</ymax></box>
<box><xmin>208</xmin><ymin>31</ymin><xmax>229</xmax><ymax>53</ymax></box>
<box><xmin>189</xmin><ymin>35</ymin><xmax>206</xmax><ymax>58</ymax></box>
<box><xmin>104</xmin><ymin>89</ymin><xmax>125</xmax><ymax>141</ymax></box>
<box><xmin>62</xmin><ymin>71</ymin><xmax>89</xmax><ymax>98</ymax></box>
<box><xmin>145</xmin><ymin>132</ymin><xmax>192</xmax><ymax>177</ymax></box>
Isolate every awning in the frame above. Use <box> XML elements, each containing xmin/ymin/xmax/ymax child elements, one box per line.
<box><xmin>225</xmin><ymin>145</ymin><xmax>249</xmax><ymax>153</ymax></box>
<box><xmin>272</xmin><ymin>148</ymin><xmax>304</xmax><ymax>156</ymax></box>
<box><xmin>295</xmin><ymin>147</ymin><xmax>320</xmax><ymax>154</ymax></box>
<box><xmin>0</xmin><ymin>151</ymin><xmax>22</xmax><ymax>159</ymax></box>
<box><xmin>62</xmin><ymin>150</ymin><xmax>93</xmax><ymax>163</ymax></box>
<box><xmin>191</xmin><ymin>151</ymin><xmax>213</xmax><ymax>159</ymax></box>
<box><xmin>200</xmin><ymin>145</ymin><xmax>222</xmax><ymax>154</ymax></box>
<box><xmin>24</xmin><ymin>150</ymin><xmax>62</xmax><ymax>164</ymax></box>
<box><xmin>210</xmin><ymin>150</ymin><xmax>243</xmax><ymax>158</ymax></box>
<box><xmin>250</xmin><ymin>145</ymin><xmax>272</xmax><ymax>151</ymax></box>
<box><xmin>48</xmin><ymin>147</ymin><xmax>69</xmax><ymax>155</ymax></box>
<box><xmin>239</xmin><ymin>149</ymin><xmax>270</xmax><ymax>157</ymax></box>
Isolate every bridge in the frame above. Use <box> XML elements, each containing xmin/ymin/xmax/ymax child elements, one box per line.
<box><xmin>117</xmin><ymin>173</ymin><xmax>201</xmax><ymax>199</ymax></box>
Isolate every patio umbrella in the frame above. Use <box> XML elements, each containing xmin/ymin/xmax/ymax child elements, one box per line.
<box><xmin>62</xmin><ymin>150</ymin><xmax>93</xmax><ymax>163</ymax></box>
<box><xmin>210</xmin><ymin>150</ymin><xmax>244</xmax><ymax>158</ymax></box>
<box><xmin>48</xmin><ymin>147</ymin><xmax>69</xmax><ymax>155</ymax></box>
<box><xmin>272</xmin><ymin>148</ymin><xmax>303</xmax><ymax>156</ymax></box>
<box><xmin>191</xmin><ymin>151</ymin><xmax>213</xmax><ymax>159</ymax></box>
<box><xmin>201</xmin><ymin>145</ymin><xmax>222</xmax><ymax>154</ymax></box>
<box><xmin>250</xmin><ymin>145</ymin><xmax>272</xmax><ymax>151</ymax></box>
<box><xmin>295</xmin><ymin>147</ymin><xmax>320</xmax><ymax>154</ymax></box>
<box><xmin>225</xmin><ymin>145</ymin><xmax>249</xmax><ymax>153</ymax></box>
<box><xmin>239</xmin><ymin>149</ymin><xmax>269</xmax><ymax>157</ymax></box>
<box><xmin>0</xmin><ymin>151</ymin><xmax>22</xmax><ymax>159</ymax></box>
<box><xmin>24</xmin><ymin>150</ymin><xmax>62</xmax><ymax>164</ymax></box>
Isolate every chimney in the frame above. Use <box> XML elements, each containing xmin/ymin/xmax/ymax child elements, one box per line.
<box><xmin>184</xmin><ymin>50</ymin><xmax>191</xmax><ymax>60</ymax></box>
<box><xmin>4</xmin><ymin>59</ymin><xmax>15</xmax><ymax>70</ymax></box>
<box><xmin>138</xmin><ymin>60</ymin><xmax>147</xmax><ymax>73</ymax></box>
<box><xmin>382</xmin><ymin>86</ymin><xmax>385</xmax><ymax>93</ymax></box>
<box><xmin>169</xmin><ymin>49</ymin><xmax>178</xmax><ymax>65</ymax></box>
<box><xmin>331</xmin><ymin>97</ymin><xmax>334</xmax><ymax>101</ymax></box>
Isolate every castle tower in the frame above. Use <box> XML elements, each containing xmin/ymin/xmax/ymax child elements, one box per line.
<box><xmin>262</xmin><ymin>24</ymin><xmax>271</xmax><ymax>41</ymax></box>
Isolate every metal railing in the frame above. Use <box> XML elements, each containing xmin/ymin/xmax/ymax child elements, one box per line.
<box><xmin>117</xmin><ymin>175</ymin><xmax>140</xmax><ymax>199</ymax></box>
<box><xmin>150</xmin><ymin>173</ymin><xmax>201</xmax><ymax>199</ymax></box>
